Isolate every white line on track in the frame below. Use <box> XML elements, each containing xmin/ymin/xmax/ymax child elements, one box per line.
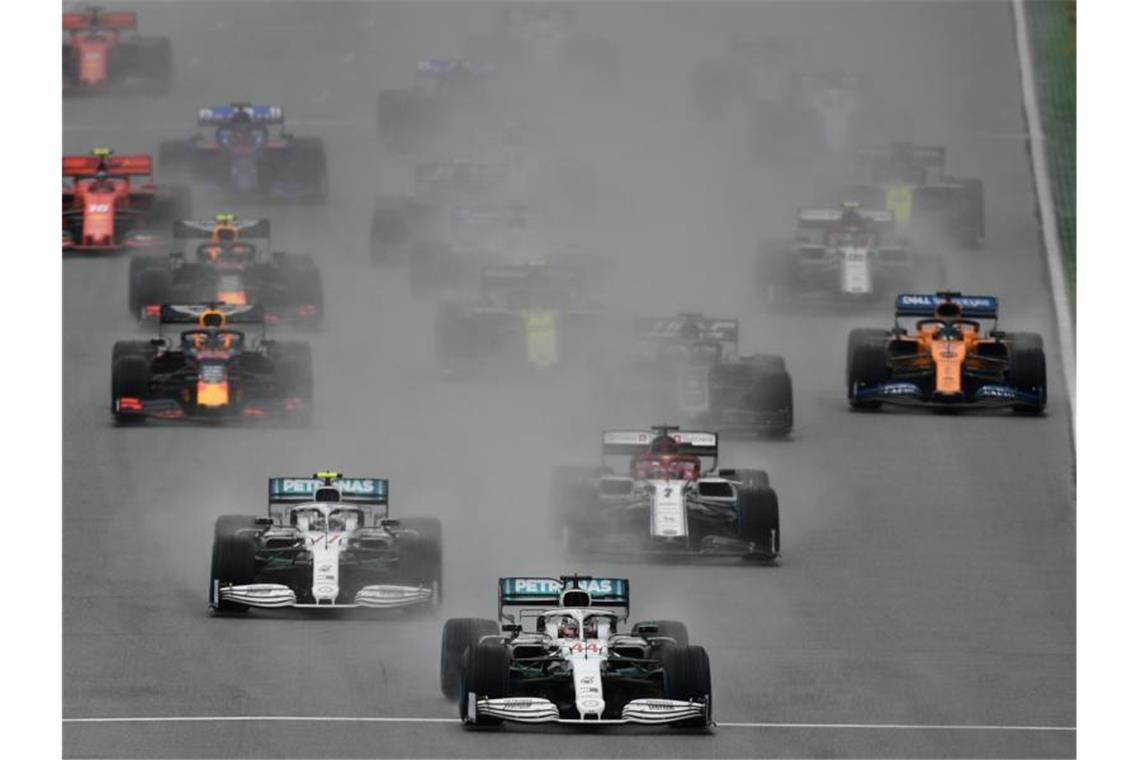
<box><xmin>1011</xmin><ymin>0</ymin><xmax>1077</xmax><ymax>428</ymax></box>
<box><xmin>62</xmin><ymin>716</ymin><xmax>1075</xmax><ymax>732</ymax></box>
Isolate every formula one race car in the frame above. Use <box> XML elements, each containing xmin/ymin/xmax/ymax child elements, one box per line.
<box><xmin>63</xmin><ymin>8</ymin><xmax>171</xmax><ymax>94</ymax></box>
<box><xmin>158</xmin><ymin>104</ymin><xmax>328</xmax><ymax>202</ymax></box>
<box><xmin>377</xmin><ymin>58</ymin><xmax>496</xmax><ymax>152</ymax></box>
<box><xmin>110</xmin><ymin>304</ymin><xmax>313</xmax><ymax>423</ymax></box>
<box><xmin>209</xmin><ymin>472</ymin><xmax>442</xmax><ymax>614</ymax></box>
<box><xmin>757</xmin><ymin>203</ymin><xmax>945</xmax><ymax>307</ymax></box>
<box><xmin>749</xmin><ymin>69</ymin><xmax>904</xmax><ymax>159</ymax></box>
<box><xmin>492</xmin><ymin>4</ymin><xmax>621</xmax><ymax>91</ymax></box>
<box><xmin>440</xmin><ymin>575</ymin><xmax>711</xmax><ymax>728</ymax></box>
<box><xmin>820</xmin><ymin>143</ymin><xmax>984</xmax><ymax>246</ymax></box>
<box><xmin>408</xmin><ymin>204</ymin><xmax>550</xmax><ymax>298</ymax></box>
<box><xmin>435</xmin><ymin>264</ymin><xmax>608</xmax><ymax>376</ymax></box>
<box><xmin>63</xmin><ymin>149</ymin><xmax>190</xmax><ymax>254</ymax></box>
<box><xmin>127</xmin><ymin>215</ymin><xmax>323</xmax><ymax>327</ymax></box>
<box><xmin>606</xmin><ymin>314</ymin><xmax>793</xmax><ymax>436</ymax></box>
<box><xmin>693</xmin><ymin>34</ymin><xmax>810</xmax><ymax>121</ymax></box>
<box><xmin>370</xmin><ymin>160</ymin><xmax>513</xmax><ymax>264</ymax></box>
<box><xmin>551</xmin><ymin>427</ymin><xmax>780</xmax><ymax>560</ymax></box>
<box><xmin>847</xmin><ymin>292</ymin><xmax>1046</xmax><ymax>413</ymax></box>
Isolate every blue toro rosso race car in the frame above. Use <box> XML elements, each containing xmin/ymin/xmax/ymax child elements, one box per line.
<box><xmin>377</xmin><ymin>58</ymin><xmax>498</xmax><ymax>152</ymax></box>
<box><xmin>846</xmin><ymin>292</ymin><xmax>1047</xmax><ymax>414</ymax></box>
<box><xmin>158</xmin><ymin>104</ymin><xmax>328</xmax><ymax>202</ymax></box>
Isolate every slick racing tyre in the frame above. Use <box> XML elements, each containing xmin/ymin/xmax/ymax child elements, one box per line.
<box><xmin>663</xmin><ymin>645</ymin><xmax>713</xmax><ymax>728</ymax></box>
<box><xmin>459</xmin><ymin>641</ymin><xmax>510</xmax><ymax>727</ymax></box>
<box><xmin>440</xmin><ymin>618</ymin><xmax>500</xmax><ymax>700</ymax></box>
<box><xmin>846</xmin><ymin>329</ymin><xmax>890</xmax><ymax>409</ymax></box>
<box><xmin>209</xmin><ymin>515</ymin><xmax>260</xmax><ymax>614</ymax></box>
<box><xmin>737</xmin><ymin>485</ymin><xmax>780</xmax><ymax>557</ymax></box>
<box><xmin>1008</xmin><ymin>345</ymin><xmax>1047</xmax><ymax>415</ymax></box>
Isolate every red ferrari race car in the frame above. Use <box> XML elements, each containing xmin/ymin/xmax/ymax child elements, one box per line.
<box><xmin>62</xmin><ymin>149</ymin><xmax>190</xmax><ymax>254</ymax></box>
<box><xmin>63</xmin><ymin>8</ymin><xmax>172</xmax><ymax>94</ymax></box>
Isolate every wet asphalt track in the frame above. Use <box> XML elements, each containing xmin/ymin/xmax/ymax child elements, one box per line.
<box><xmin>63</xmin><ymin>2</ymin><xmax>1074</xmax><ymax>757</ymax></box>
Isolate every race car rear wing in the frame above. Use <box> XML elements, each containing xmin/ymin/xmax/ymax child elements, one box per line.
<box><xmin>158</xmin><ymin>303</ymin><xmax>265</xmax><ymax>325</ymax></box>
<box><xmin>414</xmin><ymin>161</ymin><xmax>510</xmax><ymax>197</ymax></box>
<box><xmin>415</xmin><ymin>58</ymin><xmax>495</xmax><ymax>75</ymax></box>
<box><xmin>480</xmin><ymin>264</ymin><xmax>583</xmax><ymax>295</ymax></box>
<box><xmin>267</xmin><ymin>477</ymin><xmax>389</xmax><ymax>505</ymax></box>
<box><xmin>859</xmin><ymin>143</ymin><xmax>946</xmax><ymax>169</ymax></box>
<box><xmin>63</xmin><ymin>154</ymin><xmax>152</xmax><ymax>178</ymax></box>
<box><xmin>197</xmin><ymin>105</ymin><xmax>284</xmax><ymax>126</ymax></box>
<box><xmin>63</xmin><ymin>11</ymin><xmax>137</xmax><ymax>31</ymax></box>
<box><xmin>895</xmin><ymin>293</ymin><xmax>999</xmax><ymax>319</ymax></box>
<box><xmin>173</xmin><ymin>218</ymin><xmax>271</xmax><ymax>240</ymax></box>
<box><xmin>602</xmin><ymin>429</ymin><xmax>719</xmax><ymax>458</ymax></box>
<box><xmin>797</xmin><ymin>208</ymin><xmax>894</xmax><ymax>230</ymax></box>
<box><xmin>498</xmin><ymin>576</ymin><xmax>630</xmax><ymax>623</ymax></box>
<box><xmin>634</xmin><ymin>315</ymin><xmax>738</xmax><ymax>356</ymax></box>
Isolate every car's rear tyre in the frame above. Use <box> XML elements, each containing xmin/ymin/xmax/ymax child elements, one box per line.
<box><xmin>289</xmin><ymin>138</ymin><xmax>329</xmax><ymax>203</ymax></box>
<box><xmin>459</xmin><ymin>641</ymin><xmax>510</xmax><ymax>727</ymax></box>
<box><xmin>846</xmin><ymin>329</ymin><xmax>890</xmax><ymax>409</ymax></box>
<box><xmin>157</xmin><ymin>140</ymin><xmax>193</xmax><ymax>180</ymax></box>
<box><xmin>440</xmin><ymin>617</ymin><xmax>500</xmax><ymax>700</ymax></box>
<box><xmin>662</xmin><ymin>645</ymin><xmax>713</xmax><ymax>728</ymax></box>
<box><xmin>717</xmin><ymin>468</ymin><xmax>770</xmax><ymax>490</ymax></box>
<box><xmin>128</xmin><ymin>256</ymin><xmax>166</xmax><ymax>316</ymax></box>
<box><xmin>632</xmin><ymin>619</ymin><xmax>690</xmax><ymax>649</ymax></box>
<box><xmin>398</xmin><ymin>517</ymin><xmax>443</xmax><ymax>607</ymax></box>
<box><xmin>370</xmin><ymin>199</ymin><xmax>410</xmax><ymax>264</ymax></box>
<box><xmin>139</xmin><ymin>37</ymin><xmax>173</xmax><ymax>94</ymax></box>
<box><xmin>755</xmin><ymin>369</ymin><xmax>793</xmax><ymax>436</ymax></box>
<box><xmin>134</xmin><ymin>267</ymin><xmax>172</xmax><ymax>318</ymax></box>
<box><xmin>738</xmin><ymin>485</ymin><xmax>780</xmax><ymax>556</ymax></box>
<box><xmin>111</xmin><ymin>354</ymin><xmax>150</xmax><ymax>423</ymax></box>
<box><xmin>1005</xmin><ymin>332</ymin><xmax>1044</xmax><ymax>352</ymax></box>
<box><xmin>1009</xmin><ymin>345</ymin><xmax>1047</xmax><ymax>414</ymax></box>
<box><xmin>209</xmin><ymin>515</ymin><xmax>259</xmax><ymax>614</ymax></box>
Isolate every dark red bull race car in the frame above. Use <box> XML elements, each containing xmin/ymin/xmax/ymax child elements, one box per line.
<box><xmin>63</xmin><ymin>8</ymin><xmax>172</xmax><ymax>94</ymax></box>
<box><xmin>63</xmin><ymin>149</ymin><xmax>190</xmax><ymax>254</ymax></box>
<box><xmin>110</xmin><ymin>304</ymin><xmax>313</xmax><ymax>424</ymax></box>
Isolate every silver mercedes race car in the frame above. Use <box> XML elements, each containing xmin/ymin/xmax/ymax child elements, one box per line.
<box><xmin>208</xmin><ymin>472</ymin><xmax>442</xmax><ymax>613</ymax></box>
<box><xmin>440</xmin><ymin>575</ymin><xmax>712</xmax><ymax>728</ymax></box>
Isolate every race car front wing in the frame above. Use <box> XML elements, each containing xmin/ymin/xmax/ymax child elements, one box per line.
<box><xmin>469</xmin><ymin>696</ymin><xmax>709</xmax><ymax>725</ymax></box>
<box><xmin>852</xmin><ymin>381</ymin><xmax>1041</xmax><ymax>408</ymax></box>
<box><xmin>216</xmin><ymin>582</ymin><xmax>435</xmax><ymax>609</ymax></box>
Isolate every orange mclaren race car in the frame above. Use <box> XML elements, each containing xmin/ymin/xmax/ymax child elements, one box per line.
<box><xmin>846</xmin><ymin>292</ymin><xmax>1046</xmax><ymax>414</ymax></box>
<box><xmin>63</xmin><ymin>8</ymin><xmax>171</xmax><ymax>94</ymax></box>
<box><xmin>62</xmin><ymin>149</ymin><xmax>189</xmax><ymax>253</ymax></box>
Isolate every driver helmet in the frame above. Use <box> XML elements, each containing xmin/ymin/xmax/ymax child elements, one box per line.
<box><xmin>558</xmin><ymin>615</ymin><xmax>579</xmax><ymax>639</ymax></box>
<box><xmin>648</xmin><ymin>434</ymin><xmax>680</xmax><ymax>455</ymax></box>
<box><xmin>838</xmin><ymin>202</ymin><xmax>863</xmax><ymax>228</ymax></box>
